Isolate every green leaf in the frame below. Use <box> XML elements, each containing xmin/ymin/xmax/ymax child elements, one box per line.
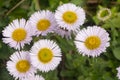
<box><xmin>0</xmin><ymin>41</ymin><xmax>14</xmax><ymax>59</ymax></box>
<box><xmin>37</xmin><ymin>70</ymin><xmax>59</xmax><ymax>80</ymax></box>
<box><xmin>77</xmin><ymin>76</ymin><xmax>84</xmax><ymax>80</ymax></box>
<box><xmin>113</xmin><ymin>47</ymin><xmax>120</xmax><ymax>60</ymax></box>
<box><xmin>102</xmin><ymin>13</ymin><xmax>120</xmax><ymax>28</ymax></box>
<box><xmin>55</xmin><ymin>36</ymin><xmax>75</xmax><ymax>53</ymax></box>
<box><xmin>48</xmin><ymin>0</ymin><xmax>59</xmax><ymax>10</ymax></box>
<box><xmin>93</xmin><ymin>16</ymin><xmax>101</xmax><ymax>25</ymax></box>
<box><xmin>70</xmin><ymin>0</ymin><xmax>87</xmax><ymax>6</ymax></box>
<box><xmin>0</xmin><ymin>67</ymin><xmax>14</xmax><ymax>80</ymax></box>
<box><xmin>61</xmin><ymin>0</ymin><xmax>69</xmax><ymax>3</ymax></box>
<box><xmin>60</xmin><ymin>70</ymin><xmax>75</xmax><ymax>77</ymax></box>
<box><xmin>117</xmin><ymin>0</ymin><xmax>120</xmax><ymax>2</ymax></box>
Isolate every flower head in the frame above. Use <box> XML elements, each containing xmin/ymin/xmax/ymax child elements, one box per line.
<box><xmin>117</xmin><ymin>67</ymin><xmax>120</xmax><ymax>80</ymax></box>
<box><xmin>97</xmin><ymin>8</ymin><xmax>111</xmax><ymax>21</ymax></box>
<box><xmin>6</xmin><ymin>51</ymin><xmax>36</xmax><ymax>80</ymax></box>
<box><xmin>54</xmin><ymin>26</ymin><xmax>72</xmax><ymax>39</ymax></box>
<box><xmin>74</xmin><ymin>26</ymin><xmax>110</xmax><ymax>57</ymax></box>
<box><xmin>21</xmin><ymin>75</ymin><xmax>45</xmax><ymax>80</ymax></box>
<box><xmin>30</xmin><ymin>39</ymin><xmax>62</xmax><ymax>72</ymax></box>
<box><xmin>29</xmin><ymin>10</ymin><xmax>57</xmax><ymax>36</ymax></box>
<box><xmin>55</xmin><ymin>3</ymin><xmax>85</xmax><ymax>31</ymax></box>
<box><xmin>2</xmin><ymin>18</ymin><xmax>33</xmax><ymax>50</ymax></box>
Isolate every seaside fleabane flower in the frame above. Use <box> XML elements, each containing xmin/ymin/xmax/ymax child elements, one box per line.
<box><xmin>29</xmin><ymin>10</ymin><xmax>57</xmax><ymax>36</ymax></box>
<box><xmin>117</xmin><ymin>67</ymin><xmax>120</xmax><ymax>80</ymax></box>
<box><xmin>54</xmin><ymin>26</ymin><xmax>72</xmax><ymax>39</ymax></box>
<box><xmin>6</xmin><ymin>51</ymin><xmax>36</xmax><ymax>80</ymax></box>
<box><xmin>54</xmin><ymin>25</ymin><xmax>80</xmax><ymax>39</ymax></box>
<box><xmin>21</xmin><ymin>75</ymin><xmax>45</xmax><ymax>80</ymax></box>
<box><xmin>55</xmin><ymin>3</ymin><xmax>85</xmax><ymax>31</ymax></box>
<box><xmin>74</xmin><ymin>26</ymin><xmax>110</xmax><ymax>57</ymax></box>
<box><xmin>2</xmin><ymin>18</ymin><xmax>33</xmax><ymax>50</ymax></box>
<box><xmin>30</xmin><ymin>39</ymin><xmax>62</xmax><ymax>72</ymax></box>
<box><xmin>97</xmin><ymin>8</ymin><xmax>111</xmax><ymax>21</ymax></box>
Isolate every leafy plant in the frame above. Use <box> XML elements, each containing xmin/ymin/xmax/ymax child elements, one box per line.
<box><xmin>0</xmin><ymin>0</ymin><xmax>120</xmax><ymax>80</ymax></box>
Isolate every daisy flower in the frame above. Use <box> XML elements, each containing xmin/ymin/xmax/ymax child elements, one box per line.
<box><xmin>2</xmin><ymin>18</ymin><xmax>33</xmax><ymax>50</ymax></box>
<box><xmin>117</xmin><ymin>67</ymin><xmax>120</xmax><ymax>80</ymax></box>
<box><xmin>55</xmin><ymin>3</ymin><xmax>85</xmax><ymax>31</ymax></box>
<box><xmin>54</xmin><ymin>25</ymin><xmax>80</xmax><ymax>39</ymax></box>
<box><xmin>30</xmin><ymin>39</ymin><xmax>62</xmax><ymax>72</ymax></box>
<box><xmin>54</xmin><ymin>26</ymin><xmax>72</xmax><ymax>39</ymax></box>
<box><xmin>6</xmin><ymin>51</ymin><xmax>36</xmax><ymax>80</ymax></box>
<box><xmin>97</xmin><ymin>8</ymin><xmax>111</xmax><ymax>21</ymax></box>
<box><xmin>29</xmin><ymin>10</ymin><xmax>57</xmax><ymax>36</ymax></box>
<box><xmin>21</xmin><ymin>75</ymin><xmax>45</xmax><ymax>80</ymax></box>
<box><xmin>74</xmin><ymin>26</ymin><xmax>110</xmax><ymax>57</ymax></box>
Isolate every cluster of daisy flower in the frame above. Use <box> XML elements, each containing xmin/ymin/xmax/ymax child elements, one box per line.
<box><xmin>2</xmin><ymin>3</ymin><xmax>113</xmax><ymax>80</ymax></box>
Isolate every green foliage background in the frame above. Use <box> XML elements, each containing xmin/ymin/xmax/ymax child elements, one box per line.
<box><xmin>0</xmin><ymin>0</ymin><xmax>120</xmax><ymax>80</ymax></box>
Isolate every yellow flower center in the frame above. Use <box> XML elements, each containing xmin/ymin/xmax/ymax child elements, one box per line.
<box><xmin>62</xmin><ymin>11</ymin><xmax>77</xmax><ymax>24</ymax></box>
<box><xmin>16</xmin><ymin>60</ymin><xmax>30</xmax><ymax>73</ymax></box>
<box><xmin>84</xmin><ymin>36</ymin><xmax>101</xmax><ymax>50</ymax></box>
<box><xmin>38</xmin><ymin>48</ymin><xmax>53</xmax><ymax>63</ymax></box>
<box><xmin>37</xmin><ymin>19</ymin><xmax>51</xmax><ymax>31</ymax></box>
<box><xmin>12</xmin><ymin>28</ymin><xmax>27</xmax><ymax>42</ymax></box>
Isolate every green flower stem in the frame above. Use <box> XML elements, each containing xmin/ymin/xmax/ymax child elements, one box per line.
<box><xmin>6</xmin><ymin>0</ymin><xmax>25</xmax><ymax>16</ymax></box>
<box><xmin>33</xmin><ymin>0</ymin><xmax>40</xmax><ymax>10</ymax></box>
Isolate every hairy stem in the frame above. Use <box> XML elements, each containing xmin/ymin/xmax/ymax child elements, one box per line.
<box><xmin>6</xmin><ymin>0</ymin><xmax>25</xmax><ymax>16</ymax></box>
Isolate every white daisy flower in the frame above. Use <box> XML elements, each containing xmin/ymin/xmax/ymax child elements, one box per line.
<box><xmin>21</xmin><ymin>75</ymin><xmax>45</xmax><ymax>80</ymax></box>
<box><xmin>2</xmin><ymin>18</ymin><xmax>33</xmax><ymax>50</ymax></box>
<box><xmin>55</xmin><ymin>3</ymin><xmax>85</xmax><ymax>31</ymax></box>
<box><xmin>29</xmin><ymin>10</ymin><xmax>57</xmax><ymax>36</ymax></box>
<box><xmin>97</xmin><ymin>8</ymin><xmax>111</xmax><ymax>21</ymax></box>
<box><xmin>74</xmin><ymin>26</ymin><xmax>110</xmax><ymax>57</ymax></box>
<box><xmin>54</xmin><ymin>26</ymin><xmax>72</xmax><ymax>39</ymax></box>
<box><xmin>117</xmin><ymin>67</ymin><xmax>120</xmax><ymax>80</ymax></box>
<box><xmin>54</xmin><ymin>26</ymin><xmax>80</xmax><ymax>39</ymax></box>
<box><xmin>6</xmin><ymin>51</ymin><xmax>36</xmax><ymax>80</ymax></box>
<box><xmin>30</xmin><ymin>39</ymin><xmax>62</xmax><ymax>72</ymax></box>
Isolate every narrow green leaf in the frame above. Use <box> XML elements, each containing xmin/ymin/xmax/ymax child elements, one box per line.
<box><xmin>0</xmin><ymin>67</ymin><xmax>14</xmax><ymax>80</ymax></box>
<box><xmin>113</xmin><ymin>47</ymin><xmax>120</xmax><ymax>60</ymax></box>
